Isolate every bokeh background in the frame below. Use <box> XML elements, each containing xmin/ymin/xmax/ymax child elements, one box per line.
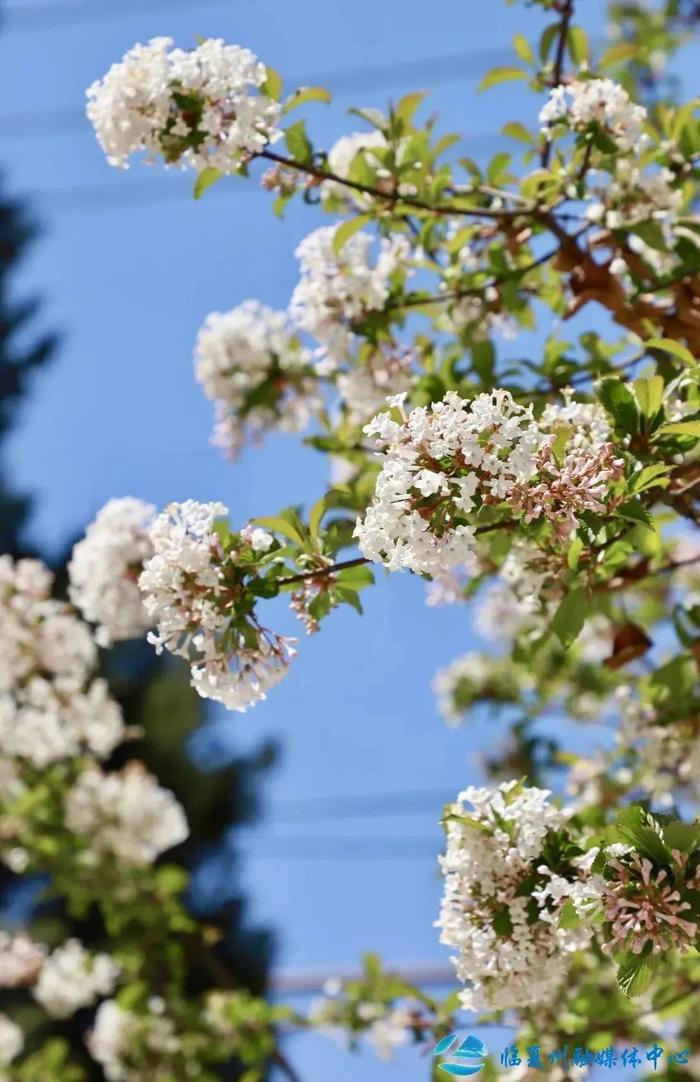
<box><xmin>1</xmin><ymin>1</ymin><xmax>699</xmax><ymax>1079</ymax></box>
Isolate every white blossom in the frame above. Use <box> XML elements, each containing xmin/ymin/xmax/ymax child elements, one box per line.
<box><xmin>87</xmin><ymin>37</ymin><xmax>281</xmax><ymax>171</ymax></box>
<box><xmin>0</xmin><ymin>1015</ymin><xmax>22</xmax><ymax>1067</ymax></box>
<box><xmin>194</xmin><ymin>301</ymin><xmax>321</xmax><ymax>459</ymax></box>
<box><xmin>337</xmin><ymin>349</ymin><xmax>414</xmax><ymax>425</ymax></box>
<box><xmin>289</xmin><ymin>225</ymin><xmax>410</xmax><ymax>360</ymax></box>
<box><xmin>69</xmin><ymin>498</ymin><xmax>156</xmax><ymax>646</ymax></box>
<box><xmin>88</xmin><ymin>1000</ymin><xmax>181</xmax><ymax>1082</ymax></box>
<box><xmin>437</xmin><ymin>782</ymin><xmax>601</xmax><ymax>1012</ymax></box>
<box><xmin>323</xmin><ymin>130</ymin><xmax>388</xmax><ymax>205</ymax></box>
<box><xmin>139</xmin><ymin>500</ymin><xmax>296</xmax><ymax>711</ymax></box>
<box><xmin>33</xmin><ymin>939</ymin><xmax>120</xmax><ymax>1018</ymax></box>
<box><xmin>539</xmin><ymin>78</ymin><xmax>648</xmax><ymax>154</ymax></box>
<box><xmin>0</xmin><ymin>932</ymin><xmax>46</xmax><ymax>988</ymax></box>
<box><xmin>0</xmin><ymin>557</ymin><xmax>125</xmax><ymax>768</ymax></box>
<box><xmin>354</xmin><ymin>390</ymin><xmax>542</xmax><ymax>576</ymax></box>
<box><xmin>65</xmin><ymin>763</ymin><xmax>189</xmax><ymax>865</ymax></box>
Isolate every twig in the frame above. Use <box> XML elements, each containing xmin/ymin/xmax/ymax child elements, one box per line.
<box><xmin>541</xmin><ymin>0</ymin><xmax>576</xmax><ymax>167</ymax></box>
<box><xmin>276</xmin><ymin>556</ymin><xmax>370</xmax><ymax>586</ymax></box>
<box><xmin>259</xmin><ymin>148</ymin><xmax>534</xmax><ymax>221</ymax></box>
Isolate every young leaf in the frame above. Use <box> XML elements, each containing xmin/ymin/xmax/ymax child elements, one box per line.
<box><xmin>332</xmin><ymin>215</ymin><xmax>372</xmax><ymax>254</ymax></box>
<box><xmin>616</xmin><ymin>947</ymin><xmax>658</xmax><ymax>998</ymax></box>
<box><xmin>597</xmin><ymin>378</ymin><xmax>639</xmax><ymax>435</ymax></box>
<box><xmin>478</xmin><ymin>67</ymin><xmax>527</xmax><ymax>92</ymax></box>
<box><xmin>552</xmin><ymin>587</ymin><xmax>587</xmax><ymax>648</ymax></box>
<box><xmin>261</xmin><ymin>66</ymin><xmax>283</xmax><ymax>101</ymax></box>
<box><xmin>193</xmin><ymin>167</ymin><xmax>223</xmax><ymax>200</ymax></box>
<box><xmin>513</xmin><ymin>33</ymin><xmax>534</xmax><ymax>65</ymax></box>
<box><xmin>645</xmin><ymin>337</ymin><xmax>696</xmax><ymax>368</ymax></box>
<box><xmin>284</xmin><ymin>120</ymin><xmax>313</xmax><ymax>164</ymax></box>
<box><xmin>282</xmin><ymin>85</ymin><xmax>332</xmax><ymax>115</ymax></box>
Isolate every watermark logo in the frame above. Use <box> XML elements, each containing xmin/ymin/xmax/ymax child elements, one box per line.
<box><xmin>433</xmin><ymin>1034</ymin><xmax>488</xmax><ymax>1077</ymax></box>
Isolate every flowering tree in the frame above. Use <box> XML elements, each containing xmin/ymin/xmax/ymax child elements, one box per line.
<box><xmin>2</xmin><ymin>0</ymin><xmax>700</xmax><ymax>1078</ymax></box>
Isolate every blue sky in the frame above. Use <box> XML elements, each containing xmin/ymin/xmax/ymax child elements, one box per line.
<box><xmin>2</xmin><ymin>2</ymin><xmax>699</xmax><ymax>1080</ymax></box>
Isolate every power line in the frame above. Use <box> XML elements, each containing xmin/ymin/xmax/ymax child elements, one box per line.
<box><xmin>265</xmin><ymin>788</ymin><xmax>451</xmax><ymax>824</ymax></box>
<box><xmin>238</xmin><ymin>836</ymin><xmax>440</xmax><ymax>860</ymax></box>
<box><xmin>0</xmin><ymin>49</ymin><xmax>510</xmax><ymax>141</ymax></box>
<box><xmin>271</xmin><ymin>963</ymin><xmax>455</xmax><ymax>994</ymax></box>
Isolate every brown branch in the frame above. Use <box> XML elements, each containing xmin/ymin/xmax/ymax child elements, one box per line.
<box><xmin>260</xmin><ymin>148</ymin><xmax>534</xmax><ymax>221</ymax></box>
<box><xmin>541</xmin><ymin>0</ymin><xmax>576</xmax><ymax>167</ymax></box>
<box><xmin>276</xmin><ymin>556</ymin><xmax>370</xmax><ymax>586</ymax></box>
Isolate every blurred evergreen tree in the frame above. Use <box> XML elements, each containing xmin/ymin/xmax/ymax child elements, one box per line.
<box><xmin>0</xmin><ymin>175</ymin><xmax>275</xmax><ymax>1077</ymax></box>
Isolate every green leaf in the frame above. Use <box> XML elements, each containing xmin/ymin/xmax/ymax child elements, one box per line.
<box><xmin>193</xmin><ymin>167</ymin><xmax>223</xmax><ymax>200</ymax></box>
<box><xmin>512</xmin><ymin>33</ymin><xmax>534</xmax><ymax>65</ymax></box>
<box><xmin>616</xmin><ymin>947</ymin><xmax>658</xmax><ymax>999</ymax></box>
<box><xmin>633</xmin><ymin>375</ymin><xmax>664</xmax><ymax>420</ymax></box>
<box><xmin>332</xmin><ymin>214</ymin><xmax>372</xmax><ymax>254</ymax></box>
<box><xmin>253</xmin><ymin>516</ymin><xmax>306</xmax><ymax>547</ymax></box>
<box><xmin>657</xmin><ymin>420</ymin><xmax>700</xmax><ymax>439</ymax></box>
<box><xmin>282</xmin><ymin>85</ymin><xmax>331</xmax><ymax>115</ymax></box>
<box><xmin>630</xmin><ymin>464</ymin><xmax>671</xmax><ymax>495</ymax></box>
<box><xmin>501</xmin><ymin>122</ymin><xmax>533</xmax><ymax>145</ymax></box>
<box><xmin>478</xmin><ymin>67</ymin><xmax>527</xmax><ymax>92</ymax></box>
<box><xmin>616</xmin><ymin>806</ymin><xmax>672</xmax><ymax>865</ymax></box>
<box><xmin>558</xmin><ymin>899</ymin><xmax>581</xmax><ymax>930</ymax></box>
<box><xmin>567</xmin><ymin>536</ymin><xmax>584</xmax><ymax>571</ymax></box>
<box><xmin>336</xmin><ymin>564</ymin><xmax>375</xmax><ymax>588</ymax></box>
<box><xmin>597</xmin><ymin>378</ymin><xmax>639</xmax><ymax>435</ymax></box>
<box><xmin>284</xmin><ymin>120</ymin><xmax>313</xmax><ymax>164</ymax></box>
<box><xmin>395</xmin><ymin>91</ymin><xmax>427</xmax><ymax>124</ymax></box>
<box><xmin>538</xmin><ymin>23</ymin><xmax>559</xmax><ymax>63</ymax></box>
<box><xmin>261</xmin><ymin>66</ymin><xmax>283</xmax><ymax>101</ymax></box>
<box><xmin>308</xmin><ymin>497</ymin><xmax>326</xmax><ymax>539</ymax></box>
<box><xmin>487</xmin><ymin>152</ymin><xmax>511</xmax><ymax>186</ymax></box>
<box><xmin>552</xmin><ymin>587</ymin><xmax>587</xmax><ymax>648</ymax></box>
<box><xmin>567</xmin><ymin>26</ymin><xmax>589</xmax><ymax>65</ymax></box>
<box><xmin>645</xmin><ymin>337</ymin><xmax>696</xmax><ymax>368</ymax></box>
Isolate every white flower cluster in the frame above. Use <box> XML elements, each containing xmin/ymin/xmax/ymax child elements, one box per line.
<box><xmin>323</xmin><ymin>130</ymin><xmax>388</xmax><ymax>205</ymax></box>
<box><xmin>432</xmin><ymin>652</ymin><xmax>530</xmax><ymax>723</ymax></box>
<box><xmin>65</xmin><ymin>763</ymin><xmax>188</xmax><ymax>866</ymax></box>
<box><xmin>437</xmin><ymin>782</ymin><xmax>600</xmax><ymax>1012</ymax></box>
<box><xmin>290</xmin><ymin>225</ymin><xmax>410</xmax><ymax>361</ymax></box>
<box><xmin>0</xmin><ymin>557</ymin><xmax>125</xmax><ymax>772</ymax></box>
<box><xmin>86</xmin><ymin>37</ymin><xmax>281</xmax><ymax>171</ymax></box>
<box><xmin>194</xmin><ymin>300</ymin><xmax>322</xmax><ymax>459</ymax></box>
<box><xmin>88</xmin><ymin>1000</ymin><xmax>181</xmax><ymax>1082</ymax></box>
<box><xmin>337</xmin><ymin>348</ymin><xmax>414</xmax><ymax>425</ymax></box>
<box><xmin>616</xmin><ymin>686</ymin><xmax>700</xmax><ymax>804</ymax></box>
<box><xmin>539</xmin><ymin>77</ymin><xmax>648</xmax><ymax>154</ymax></box>
<box><xmin>356</xmin><ymin>390</ymin><xmax>625</xmax><ymax>576</ymax></box>
<box><xmin>355</xmin><ymin>390</ymin><xmax>542</xmax><ymax>576</ymax></box>
<box><xmin>0</xmin><ymin>932</ymin><xmax>46</xmax><ymax>988</ymax></box>
<box><xmin>139</xmin><ymin>500</ymin><xmax>294</xmax><ymax>711</ymax></box>
<box><xmin>0</xmin><ymin>1015</ymin><xmax>22</xmax><ymax>1069</ymax></box>
<box><xmin>33</xmin><ymin>939</ymin><xmax>120</xmax><ymax>1019</ymax></box>
<box><xmin>586</xmin><ymin>164</ymin><xmax>682</xmax><ymax>229</ymax></box>
<box><xmin>69</xmin><ymin>498</ymin><xmax>156</xmax><ymax>646</ymax></box>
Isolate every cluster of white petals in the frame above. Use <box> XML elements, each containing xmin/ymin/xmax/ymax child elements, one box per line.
<box><xmin>194</xmin><ymin>301</ymin><xmax>321</xmax><ymax>459</ymax></box>
<box><xmin>586</xmin><ymin>164</ymin><xmax>682</xmax><ymax>228</ymax></box>
<box><xmin>65</xmin><ymin>763</ymin><xmax>188</xmax><ymax>866</ymax></box>
<box><xmin>290</xmin><ymin>225</ymin><xmax>410</xmax><ymax>360</ymax></box>
<box><xmin>88</xmin><ymin>1000</ymin><xmax>181</xmax><ymax>1082</ymax></box>
<box><xmin>69</xmin><ymin>497</ymin><xmax>156</xmax><ymax>646</ymax></box>
<box><xmin>0</xmin><ymin>557</ymin><xmax>125</xmax><ymax>770</ymax></box>
<box><xmin>0</xmin><ymin>1015</ymin><xmax>22</xmax><ymax>1068</ymax></box>
<box><xmin>86</xmin><ymin>37</ymin><xmax>280</xmax><ymax>171</ymax></box>
<box><xmin>337</xmin><ymin>348</ymin><xmax>414</xmax><ymax>425</ymax></box>
<box><xmin>139</xmin><ymin>500</ymin><xmax>294</xmax><ymax>711</ymax></box>
<box><xmin>355</xmin><ymin>390</ymin><xmax>542</xmax><ymax>575</ymax></box>
<box><xmin>0</xmin><ymin>932</ymin><xmax>46</xmax><ymax>988</ymax></box>
<box><xmin>33</xmin><ymin>939</ymin><xmax>120</xmax><ymax>1019</ymax></box>
<box><xmin>437</xmin><ymin>782</ymin><xmax>601</xmax><ymax>1012</ymax></box>
<box><xmin>356</xmin><ymin>390</ymin><xmax>625</xmax><ymax>576</ymax></box>
<box><xmin>323</xmin><ymin>130</ymin><xmax>388</xmax><ymax>205</ymax></box>
<box><xmin>539</xmin><ymin>77</ymin><xmax>648</xmax><ymax>153</ymax></box>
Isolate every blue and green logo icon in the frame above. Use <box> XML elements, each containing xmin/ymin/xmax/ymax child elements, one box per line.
<box><xmin>433</xmin><ymin>1034</ymin><xmax>489</xmax><ymax>1076</ymax></box>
